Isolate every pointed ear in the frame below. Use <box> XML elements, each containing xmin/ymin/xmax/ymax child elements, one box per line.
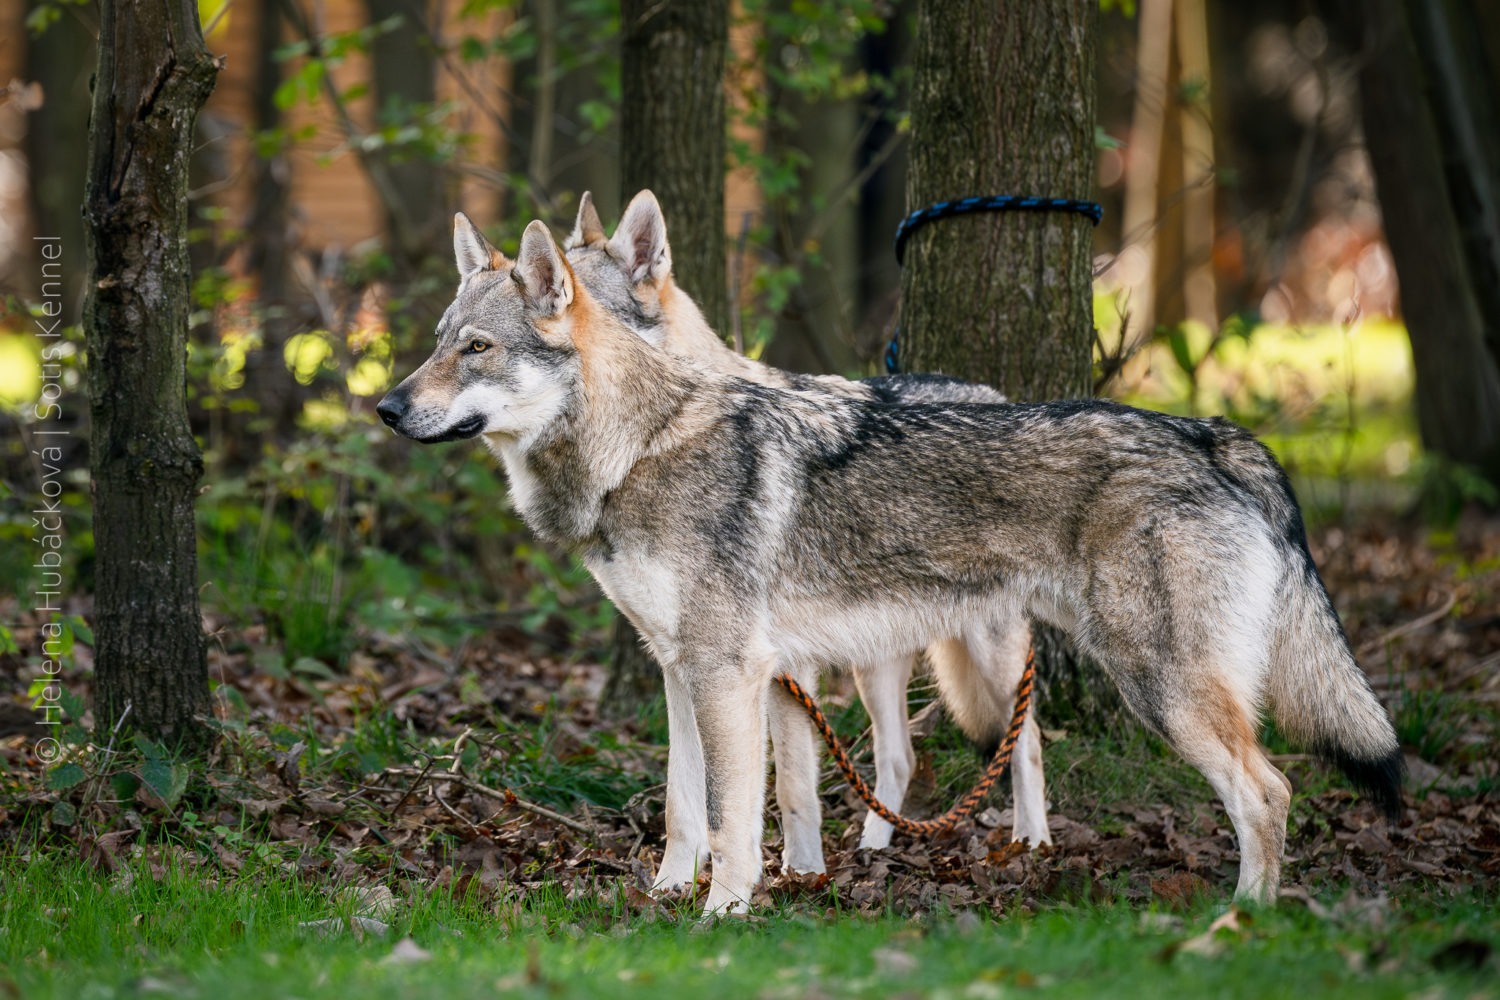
<box><xmin>454</xmin><ymin>213</ymin><xmax>509</xmax><ymax>280</ymax></box>
<box><xmin>608</xmin><ymin>189</ymin><xmax>672</xmax><ymax>285</ymax></box>
<box><xmin>514</xmin><ymin>220</ymin><xmax>575</xmax><ymax>316</ymax></box>
<box><xmin>564</xmin><ymin>191</ymin><xmax>608</xmax><ymax>250</ymax></box>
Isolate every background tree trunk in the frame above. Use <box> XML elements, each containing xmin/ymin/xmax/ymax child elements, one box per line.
<box><xmin>364</xmin><ymin>0</ymin><xmax>447</xmax><ymax>263</ymax></box>
<box><xmin>899</xmin><ymin>0</ymin><xmax>1095</xmax><ymax>401</ymax></box>
<box><xmin>1407</xmin><ymin>0</ymin><xmax>1500</xmax><ymax>368</ymax></box>
<box><xmin>604</xmin><ymin>0</ymin><xmax>729</xmax><ymax>717</ymax></box>
<box><xmin>25</xmin><ymin>7</ymin><xmax>92</xmax><ymax>299</ymax></box>
<box><xmin>84</xmin><ymin>0</ymin><xmax>218</xmax><ymax>748</ymax></box>
<box><xmin>619</xmin><ymin>0</ymin><xmax>729</xmax><ymax>333</ymax></box>
<box><xmin>1320</xmin><ymin>0</ymin><xmax>1500</xmax><ymax>487</ymax></box>
<box><xmin>240</xmin><ymin>0</ymin><xmax>303</xmax><ymax>445</ymax></box>
<box><xmin>901</xmin><ymin>0</ymin><xmax>1122</xmax><ymax>729</ymax></box>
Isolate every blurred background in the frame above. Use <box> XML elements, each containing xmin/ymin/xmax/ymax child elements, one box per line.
<box><xmin>0</xmin><ymin>0</ymin><xmax>1495</xmax><ymax>731</ymax></box>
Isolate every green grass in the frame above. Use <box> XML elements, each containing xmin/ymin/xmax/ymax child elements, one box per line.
<box><xmin>2</xmin><ymin>855</ymin><xmax>1492</xmax><ymax>999</ymax></box>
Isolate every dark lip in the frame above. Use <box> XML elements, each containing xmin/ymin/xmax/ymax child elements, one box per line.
<box><xmin>413</xmin><ymin>414</ymin><xmax>485</xmax><ymax>443</ymax></box>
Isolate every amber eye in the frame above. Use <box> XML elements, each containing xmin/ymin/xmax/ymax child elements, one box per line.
<box><xmin>468</xmin><ymin>339</ymin><xmax>488</xmax><ymax>354</ymax></box>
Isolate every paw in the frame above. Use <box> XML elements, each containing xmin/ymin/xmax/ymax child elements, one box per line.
<box><xmin>782</xmin><ymin>852</ymin><xmax>827</xmax><ymax>876</ymax></box>
<box><xmin>859</xmin><ymin>814</ymin><xmax>895</xmax><ymax>850</ymax></box>
<box><xmin>701</xmin><ymin>888</ymin><xmax>753</xmax><ymax>918</ymax></box>
<box><xmin>1010</xmin><ymin>822</ymin><xmax>1053</xmax><ymax>848</ymax></box>
<box><xmin>651</xmin><ymin>846</ymin><xmax>707</xmax><ymax>893</ymax></box>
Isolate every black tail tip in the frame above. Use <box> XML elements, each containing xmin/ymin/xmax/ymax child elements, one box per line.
<box><xmin>1327</xmin><ymin>745</ymin><xmax>1406</xmax><ymax>821</ymax></box>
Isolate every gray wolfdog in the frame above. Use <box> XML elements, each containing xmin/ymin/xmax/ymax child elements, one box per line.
<box><xmin>377</xmin><ymin>212</ymin><xmax>1402</xmax><ymax>916</ymax></box>
<box><xmin>559</xmin><ymin>190</ymin><xmax>1048</xmax><ymax>886</ymax></box>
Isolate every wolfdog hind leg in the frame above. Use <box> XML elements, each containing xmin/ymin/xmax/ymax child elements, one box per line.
<box><xmin>967</xmin><ymin>615</ymin><xmax>1052</xmax><ymax>846</ymax></box>
<box><xmin>770</xmin><ymin>661</ymin><xmax>827</xmax><ymax>874</ymax></box>
<box><xmin>853</xmin><ymin>652</ymin><xmax>916</xmax><ymax>850</ymax></box>
<box><xmin>1115</xmin><ymin>665</ymin><xmax>1290</xmax><ymax>904</ymax></box>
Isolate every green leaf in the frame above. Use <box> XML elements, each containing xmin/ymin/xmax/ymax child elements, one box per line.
<box><xmin>1165</xmin><ymin>326</ymin><xmax>1197</xmax><ymax>376</ymax></box>
<box><xmin>291</xmin><ymin>657</ymin><xmax>336</xmax><ymax>680</ymax></box>
<box><xmin>46</xmin><ymin>762</ymin><xmax>87</xmax><ymax>791</ymax></box>
<box><xmin>65</xmin><ymin>615</ymin><xmax>94</xmax><ymax>646</ymax></box>
<box><xmin>459</xmin><ymin>36</ymin><xmax>486</xmax><ymax>62</ymax></box>
<box><xmin>134</xmin><ymin>733</ymin><xmax>168</xmax><ymax>762</ymax></box>
<box><xmin>60</xmin><ymin>689</ymin><xmax>86</xmax><ymax>721</ymax></box>
<box><xmin>110</xmin><ymin>772</ymin><xmax>141</xmax><ymax>801</ymax></box>
<box><xmin>50</xmin><ymin>800</ymin><xmax>77</xmax><ymax>828</ymax></box>
<box><xmin>1094</xmin><ymin>126</ymin><xmax>1125</xmax><ymax>150</ymax></box>
<box><xmin>142</xmin><ymin>758</ymin><xmax>189</xmax><ymax>809</ymax></box>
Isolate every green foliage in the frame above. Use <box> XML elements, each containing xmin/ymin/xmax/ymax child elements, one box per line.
<box><xmin>1413</xmin><ymin>456</ymin><xmax>1500</xmax><ymax>526</ymax></box>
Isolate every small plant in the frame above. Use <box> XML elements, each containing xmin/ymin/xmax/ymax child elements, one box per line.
<box><xmin>1393</xmin><ymin>686</ymin><xmax>1468</xmax><ymax>764</ymax></box>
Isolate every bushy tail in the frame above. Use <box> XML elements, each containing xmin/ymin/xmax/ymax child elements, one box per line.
<box><xmin>1266</xmin><ymin>557</ymin><xmax>1404</xmax><ymax>818</ymax></box>
<box><xmin>1210</xmin><ymin>425</ymin><xmax>1404</xmax><ymax>817</ymax></box>
<box><xmin>928</xmin><ymin>639</ymin><xmax>1008</xmax><ymax>756</ymax></box>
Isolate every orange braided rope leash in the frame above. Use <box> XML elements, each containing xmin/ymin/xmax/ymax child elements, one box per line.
<box><xmin>773</xmin><ymin>646</ymin><xmax>1036</xmax><ymax>837</ymax></box>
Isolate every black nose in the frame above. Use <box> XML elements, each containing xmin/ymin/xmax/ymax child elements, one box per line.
<box><xmin>376</xmin><ymin>392</ymin><xmax>407</xmax><ymax>428</ymax></box>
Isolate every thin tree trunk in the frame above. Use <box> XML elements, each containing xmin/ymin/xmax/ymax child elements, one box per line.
<box><xmin>606</xmin><ymin>0</ymin><xmax>729</xmax><ymax>717</ymax></box>
<box><xmin>619</xmin><ymin>0</ymin><xmax>729</xmax><ymax>333</ymax></box>
<box><xmin>1407</xmin><ymin>0</ymin><xmax>1500</xmax><ymax>367</ymax></box>
<box><xmin>1322</xmin><ymin>0</ymin><xmax>1500</xmax><ymax>485</ymax></box>
<box><xmin>84</xmin><ymin>0</ymin><xmax>218</xmax><ymax>748</ymax></box>
<box><xmin>760</xmin><ymin>0</ymin><xmax>861</xmax><ymax>377</ymax></box>
<box><xmin>901</xmin><ymin>0</ymin><xmax>1120</xmax><ymax>729</ymax></box>
<box><xmin>365</xmin><ymin>0</ymin><xmax>447</xmax><ymax>262</ymax></box>
<box><xmin>1118</xmin><ymin>0</ymin><xmax>1172</xmax><ymax>341</ymax></box>
<box><xmin>26</xmin><ymin>8</ymin><xmax>92</xmax><ymax>298</ymax></box>
<box><xmin>529</xmin><ymin>0</ymin><xmax>558</xmax><ymax>196</ymax></box>
<box><xmin>1175</xmin><ymin>0</ymin><xmax>1217</xmax><ymax>328</ymax></box>
<box><xmin>241</xmin><ymin>0</ymin><xmax>302</xmax><ymax>445</ymax></box>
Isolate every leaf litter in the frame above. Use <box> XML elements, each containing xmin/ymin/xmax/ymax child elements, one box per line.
<box><xmin>0</xmin><ymin>518</ymin><xmax>1496</xmax><ymax>948</ymax></box>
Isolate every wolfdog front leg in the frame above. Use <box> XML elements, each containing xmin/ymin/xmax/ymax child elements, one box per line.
<box><xmin>678</xmin><ymin>652</ymin><xmax>773</xmax><ymax>916</ymax></box>
<box><xmin>653</xmin><ymin>669</ymin><xmax>710</xmax><ymax>891</ymax></box>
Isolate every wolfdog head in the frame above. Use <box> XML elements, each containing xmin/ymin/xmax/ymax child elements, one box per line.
<box><xmin>561</xmin><ymin>190</ymin><xmax>732</xmax><ymax>367</ymax></box>
<box><xmin>376</xmin><ymin>218</ymin><xmax>590</xmax><ymax>445</ymax></box>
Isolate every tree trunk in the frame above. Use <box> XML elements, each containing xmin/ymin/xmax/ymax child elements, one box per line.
<box><xmin>241</xmin><ymin>0</ymin><xmax>303</xmax><ymax>446</ymax></box>
<box><xmin>605</xmin><ymin>0</ymin><xmax>729</xmax><ymax>717</ymax></box>
<box><xmin>26</xmin><ymin>8</ymin><xmax>92</xmax><ymax>298</ymax></box>
<box><xmin>901</xmin><ymin>0</ymin><xmax>1121</xmax><ymax>729</ymax></box>
<box><xmin>900</xmin><ymin>0</ymin><xmax>1096</xmax><ymax>402</ymax></box>
<box><xmin>760</xmin><ymin>0</ymin><xmax>862</xmax><ymax>377</ymax></box>
<box><xmin>84</xmin><ymin>0</ymin><xmax>218</xmax><ymax>748</ymax></box>
<box><xmin>365</xmin><ymin>0</ymin><xmax>447</xmax><ymax>263</ymax></box>
<box><xmin>619</xmin><ymin>0</ymin><xmax>729</xmax><ymax>333</ymax></box>
<box><xmin>1321</xmin><ymin>0</ymin><xmax>1500</xmax><ymax>485</ymax></box>
<box><xmin>1406</xmin><ymin>0</ymin><xmax>1500</xmax><ymax>368</ymax></box>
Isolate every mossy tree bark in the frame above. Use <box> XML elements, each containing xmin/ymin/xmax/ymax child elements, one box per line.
<box><xmin>84</xmin><ymin>0</ymin><xmax>218</xmax><ymax>749</ymax></box>
<box><xmin>605</xmin><ymin>0</ymin><xmax>729</xmax><ymax>716</ymax></box>
<box><xmin>900</xmin><ymin>0</ymin><xmax>1123</xmax><ymax>729</ymax></box>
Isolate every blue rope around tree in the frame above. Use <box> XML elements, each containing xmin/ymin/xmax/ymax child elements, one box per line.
<box><xmin>886</xmin><ymin>194</ymin><xmax>1104</xmax><ymax>373</ymax></box>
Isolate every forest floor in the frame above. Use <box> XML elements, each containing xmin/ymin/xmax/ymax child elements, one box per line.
<box><xmin>1</xmin><ymin>513</ymin><xmax>1497</xmax><ymax>997</ymax></box>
